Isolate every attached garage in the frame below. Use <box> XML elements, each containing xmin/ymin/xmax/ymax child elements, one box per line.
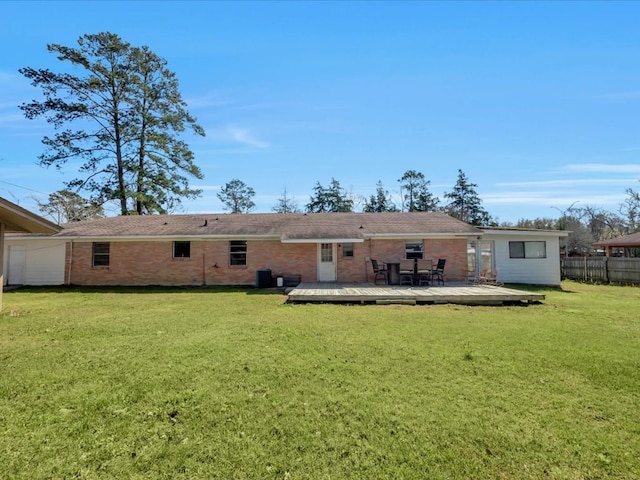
<box><xmin>3</xmin><ymin>235</ymin><xmax>66</xmax><ymax>286</ymax></box>
<box><xmin>0</xmin><ymin>197</ymin><xmax>61</xmax><ymax>310</ymax></box>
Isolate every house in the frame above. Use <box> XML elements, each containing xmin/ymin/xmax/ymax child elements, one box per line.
<box><xmin>4</xmin><ymin>212</ymin><xmax>569</xmax><ymax>288</ymax></box>
<box><xmin>0</xmin><ymin>197</ymin><xmax>61</xmax><ymax>310</ymax></box>
<box><xmin>592</xmin><ymin>231</ymin><xmax>640</xmax><ymax>257</ymax></box>
<box><xmin>55</xmin><ymin>212</ymin><xmax>480</xmax><ymax>286</ymax></box>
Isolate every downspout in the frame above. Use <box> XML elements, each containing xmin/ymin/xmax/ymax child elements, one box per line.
<box><xmin>366</xmin><ymin>238</ymin><xmax>373</xmax><ymax>282</ymax></box>
<box><xmin>66</xmin><ymin>240</ymin><xmax>73</xmax><ymax>286</ymax></box>
<box><xmin>0</xmin><ymin>222</ymin><xmax>5</xmax><ymax>311</ymax></box>
<box><xmin>202</xmin><ymin>252</ymin><xmax>206</xmax><ymax>286</ymax></box>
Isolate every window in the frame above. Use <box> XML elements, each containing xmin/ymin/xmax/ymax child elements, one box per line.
<box><xmin>320</xmin><ymin>243</ymin><xmax>333</xmax><ymax>262</ymax></box>
<box><xmin>509</xmin><ymin>241</ymin><xmax>547</xmax><ymax>259</ymax></box>
<box><xmin>468</xmin><ymin>240</ymin><xmax>496</xmax><ymax>274</ymax></box>
<box><xmin>92</xmin><ymin>242</ymin><xmax>110</xmax><ymax>267</ymax></box>
<box><xmin>342</xmin><ymin>243</ymin><xmax>354</xmax><ymax>258</ymax></box>
<box><xmin>230</xmin><ymin>240</ymin><xmax>247</xmax><ymax>265</ymax></box>
<box><xmin>405</xmin><ymin>241</ymin><xmax>424</xmax><ymax>259</ymax></box>
<box><xmin>173</xmin><ymin>241</ymin><xmax>191</xmax><ymax>258</ymax></box>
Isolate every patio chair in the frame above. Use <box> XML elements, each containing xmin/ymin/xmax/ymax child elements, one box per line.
<box><xmin>399</xmin><ymin>259</ymin><xmax>415</xmax><ymax>286</ymax></box>
<box><xmin>370</xmin><ymin>259</ymin><xmax>388</xmax><ymax>285</ymax></box>
<box><xmin>474</xmin><ymin>270</ymin><xmax>503</xmax><ymax>287</ymax></box>
<box><xmin>416</xmin><ymin>259</ymin><xmax>433</xmax><ymax>286</ymax></box>
<box><xmin>431</xmin><ymin>258</ymin><xmax>446</xmax><ymax>286</ymax></box>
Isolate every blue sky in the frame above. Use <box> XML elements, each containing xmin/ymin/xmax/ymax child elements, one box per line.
<box><xmin>2</xmin><ymin>1</ymin><xmax>640</xmax><ymax>223</ymax></box>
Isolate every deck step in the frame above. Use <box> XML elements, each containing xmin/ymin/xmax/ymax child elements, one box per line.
<box><xmin>376</xmin><ymin>299</ymin><xmax>417</xmax><ymax>305</ymax></box>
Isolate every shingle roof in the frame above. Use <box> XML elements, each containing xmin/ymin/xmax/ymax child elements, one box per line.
<box><xmin>0</xmin><ymin>196</ymin><xmax>61</xmax><ymax>234</ymax></box>
<box><xmin>592</xmin><ymin>231</ymin><xmax>640</xmax><ymax>247</ymax></box>
<box><xmin>56</xmin><ymin>212</ymin><xmax>482</xmax><ymax>239</ymax></box>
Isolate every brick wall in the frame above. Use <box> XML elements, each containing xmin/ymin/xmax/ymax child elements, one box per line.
<box><xmin>68</xmin><ymin>237</ymin><xmax>469</xmax><ymax>286</ymax></box>
<box><xmin>69</xmin><ymin>240</ymin><xmax>318</xmax><ymax>286</ymax></box>
<box><xmin>424</xmin><ymin>238</ymin><xmax>468</xmax><ymax>282</ymax></box>
<box><xmin>336</xmin><ymin>242</ymin><xmax>368</xmax><ymax>282</ymax></box>
<box><xmin>366</xmin><ymin>238</ymin><xmax>468</xmax><ymax>283</ymax></box>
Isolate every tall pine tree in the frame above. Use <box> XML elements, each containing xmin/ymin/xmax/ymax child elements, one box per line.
<box><xmin>363</xmin><ymin>180</ymin><xmax>398</xmax><ymax>212</ymax></box>
<box><xmin>306</xmin><ymin>178</ymin><xmax>354</xmax><ymax>213</ymax></box>
<box><xmin>443</xmin><ymin>169</ymin><xmax>492</xmax><ymax>226</ymax></box>
<box><xmin>398</xmin><ymin>170</ymin><xmax>439</xmax><ymax>212</ymax></box>
<box><xmin>20</xmin><ymin>32</ymin><xmax>204</xmax><ymax>215</ymax></box>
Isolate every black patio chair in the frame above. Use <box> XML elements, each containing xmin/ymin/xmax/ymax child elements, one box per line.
<box><xmin>370</xmin><ymin>259</ymin><xmax>388</xmax><ymax>285</ymax></box>
<box><xmin>431</xmin><ymin>258</ymin><xmax>446</xmax><ymax>286</ymax></box>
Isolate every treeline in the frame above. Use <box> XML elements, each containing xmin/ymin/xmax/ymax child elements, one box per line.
<box><xmin>214</xmin><ymin>173</ymin><xmax>640</xmax><ymax>254</ymax></box>
<box><xmin>217</xmin><ymin>169</ymin><xmax>492</xmax><ymax>226</ymax></box>
<box><xmin>40</xmin><ymin>171</ymin><xmax>640</xmax><ymax>258</ymax></box>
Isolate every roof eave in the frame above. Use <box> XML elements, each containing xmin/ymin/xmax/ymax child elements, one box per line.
<box><xmin>365</xmin><ymin>232</ymin><xmax>481</xmax><ymax>240</ymax></box>
<box><xmin>57</xmin><ymin>234</ymin><xmax>283</xmax><ymax>241</ymax></box>
<box><xmin>481</xmin><ymin>229</ymin><xmax>570</xmax><ymax>237</ymax></box>
<box><xmin>281</xmin><ymin>238</ymin><xmax>366</xmax><ymax>244</ymax></box>
<box><xmin>0</xmin><ymin>197</ymin><xmax>61</xmax><ymax>234</ymax></box>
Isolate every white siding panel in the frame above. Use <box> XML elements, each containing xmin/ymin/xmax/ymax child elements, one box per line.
<box><xmin>485</xmin><ymin>234</ymin><xmax>562</xmax><ymax>286</ymax></box>
<box><xmin>4</xmin><ymin>239</ymin><xmax>66</xmax><ymax>285</ymax></box>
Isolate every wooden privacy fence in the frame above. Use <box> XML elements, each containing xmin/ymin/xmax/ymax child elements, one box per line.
<box><xmin>561</xmin><ymin>257</ymin><xmax>640</xmax><ymax>284</ymax></box>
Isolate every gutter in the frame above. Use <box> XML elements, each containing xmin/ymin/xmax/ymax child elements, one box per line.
<box><xmin>54</xmin><ymin>234</ymin><xmax>283</xmax><ymax>242</ymax></box>
<box><xmin>364</xmin><ymin>232</ymin><xmax>482</xmax><ymax>240</ymax></box>
<box><xmin>281</xmin><ymin>238</ymin><xmax>365</xmax><ymax>244</ymax></box>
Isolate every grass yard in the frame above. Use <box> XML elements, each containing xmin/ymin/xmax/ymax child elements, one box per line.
<box><xmin>1</xmin><ymin>281</ymin><xmax>639</xmax><ymax>479</ymax></box>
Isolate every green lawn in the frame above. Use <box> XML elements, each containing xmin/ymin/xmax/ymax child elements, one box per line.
<box><xmin>1</xmin><ymin>282</ymin><xmax>639</xmax><ymax>479</ymax></box>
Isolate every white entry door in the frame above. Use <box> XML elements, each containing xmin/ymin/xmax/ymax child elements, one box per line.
<box><xmin>7</xmin><ymin>245</ymin><xmax>26</xmax><ymax>285</ymax></box>
<box><xmin>317</xmin><ymin>243</ymin><xmax>337</xmax><ymax>282</ymax></box>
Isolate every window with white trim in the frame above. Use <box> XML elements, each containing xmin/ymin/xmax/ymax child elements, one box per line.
<box><xmin>342</xmin><ymin>243</ymin><xmax>354</xmax><ymax>258</ymax></box>
<box><xmin>320</xmin><ymin>243</ymin><xmax>333</xmax><ymax>262</ymax></box>
<box><xmin>405</xmin><ymin>241</ymin><xmax>424</xmax><ymax>259</ymax></box>
<box><xmin>230</xmin><ymin>240</ymin><xmax>247</xmax><ymax>265</ymax></box>
<box><xmin>92</xmin><ymin>242</ymin><xmax>110</xmax><ymax>267</ymax></box>
<box><xmin>173</xmin><ymin>241</ymin><xmax>191</xmax><ymax>258</ymax></box>
<box><xmin>509</xmin><ymin>241</ymin><xmax>547</xmax><ymax>259</ymax></box>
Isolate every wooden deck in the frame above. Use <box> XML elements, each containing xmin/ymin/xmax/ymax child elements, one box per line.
<box><xmin>287</xmin><ymin>282</ymin><xmax>545</xmax><ymax>305</ymax></box>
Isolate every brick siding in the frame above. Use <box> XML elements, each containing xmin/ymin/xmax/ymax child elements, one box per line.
<box><xmin>67</xmin><ymin>237</ymin><xmax>468</xmax><ymax>286</ymax></box>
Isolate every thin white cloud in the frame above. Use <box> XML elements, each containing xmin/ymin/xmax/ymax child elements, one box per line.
<box><xmin>196</xmin><ymin>184</ymin><xmax>222</xmax><ymax>192</ymax></box>
<box><xmin>496</xmin><ymin>178</ymin><xmax>634</xmax><ymax>188</ymax></box>
<box><xmin>198</xmin><ymin>124</ymin><xmax>270</xmax><ymax>149</ymax></box>
<box><xmin>0</xmin><ymin>70</ymin><xmax>21</xmax><ymax>84</ymax></box>
<box><xmin>483</xmin><ymin>192</ymin><xmax>627</xmax><ymax>207</ymax></box>
<box><xmin>184</xmin><ymin>92</ymin><xmax>235</xmax><ymax>109</ymax></box>
<box><xmin>186</xmin><ymin>90</ymin><xmax>283</xmax><ymax>112</ymax></box>
<box><xmin>597</xmin><ymin>91</ymin><xmax>640</xmax><ymax>100</ymax></box>
<box><xmin>226</xmin><ymin>125</ymin><xmax>269</xmax><ymax>149</ymax></box>
<box><xmin>0</xmin><ymin>112</ymin><xmax>25</xmax><ymax>125</ymax></box>
<box><xmin>561</xmin><ymin>163</ymin><xmax>640</xmax><ymax>174</ymax></box>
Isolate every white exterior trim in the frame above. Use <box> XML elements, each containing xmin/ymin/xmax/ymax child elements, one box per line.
<box><xmin>365</xmin><ymin>233</ymin><xmax>479</xmax><ymax>240</ymax></box>
<box><xmin>281</xmin><ymin>238</ymin><xmax>365</xmax><ymax>244</ymax></box>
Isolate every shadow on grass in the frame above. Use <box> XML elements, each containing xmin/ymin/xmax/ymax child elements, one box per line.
<box><xmin>4</xmin><ymin>285</ymin><xmax>287</xmax><ymax>296</ymax></box>
<box><xmin>504</xmin><ymin>283</ymin><xmax>576</xmax><ymax>294</ymax></box>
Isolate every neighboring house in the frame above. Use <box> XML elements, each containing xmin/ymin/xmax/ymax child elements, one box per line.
<box><xmin>592</xmin><ymin>232</ymin><xmax>640</xmax><ymax>257</ymax></box>
<box><xmin>0</xmin><ymin>197</ymin><xmax>61</xmax><ymax>310</ymax></box>
<box><xmin>477</xmin><ymin>228</ymin><xmax>569</xmax><ymax>286</ymax></box>
<box><xmin>3</xmin><ymin>212</ymin><xmax>569</xmax><ymax>288</ymax></box>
